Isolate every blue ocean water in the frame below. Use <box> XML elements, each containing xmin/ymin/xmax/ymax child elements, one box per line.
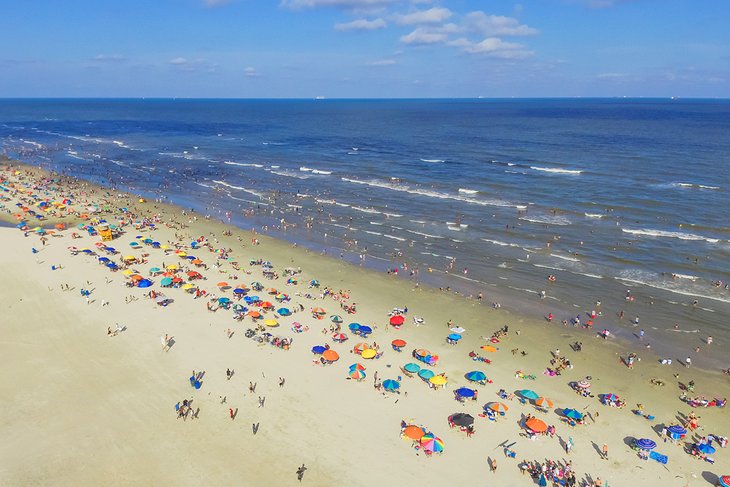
<box><xmin>2</xmin><ymin>98</ymin><xmax>730</xmax><ymax>357</ymax></box>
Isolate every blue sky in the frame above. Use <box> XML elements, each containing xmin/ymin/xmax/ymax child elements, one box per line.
<box><xmin>1</xmin><ymin>0</ymin><xmax>728</xmax><ymax>98</ymax></box>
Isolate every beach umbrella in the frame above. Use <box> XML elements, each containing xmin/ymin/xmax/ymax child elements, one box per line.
<box><xmin>160</xmin><ymin>277</ymin><xmax>173</xmax><ymax>287</ymax></box>
<box><xmin>129</xmin><ymin>241</ymin><xmax>140</xmax><ymax>247</ymax></box>
<box><xmin>465</xmin><ymin>371</ymin><xmax>487</xmax><ymax>382</ymax></box>
<box><xmin>719</xmin><ymin>476</ymin><xmax>730</xmax><ymax>487</ymax></box>
<box><xmin>634</xmin><ymin>438</ymin><xmax>657</xmax><ymax>450</ymax></box>
<box><xmin>150</xmin><ymin>267</ymin><xmax>161</xmax><ymax>274</ymax></box>
<box><xmin>332</xmin><ymin>333</ymin><xmax>348</xmax><ymax>342</ymax></box>
<box><xmin>192</xmin><ymin>259</ymin><xmax>203</xmax><ymax>265</ymax></box>
<box><xmin>518</xmin><ymin>389</ymin><xmax>540</xmax><ymax>401</ymax></box>
<box><xmin>392</xmin><ymin>339</ymin><xmax>407</xmax><ymax>348</ymax></box>
<box><xmin>358</xmin><ymin>325</ymin><xmax>372</xmax><ymax>335</ymax></box>
<box><xmin>137</xmin><ymin>279</ymin><xmax>152</xmax><ymax>288</ymax></box>
<box><xmin>577</xmin><ymin>380</ymin><xmax>591</xmax><ymax>389</ymax></box>
<box><xmin>390</xmin><ymin>315</ymin><xmax>405</xmax><ymax>326</ymax></box>
<box><xmin>481</xmin><ymin>345</ymin><xmax>498</xmax><ymax>352</ymax></box>
<box><xmin>526</xmin><ymin>417</ymin><xmax>548</xmax><ymax>433</ymax></box>
<box><xmin>244</xmin><ymin>296</ymin><xmax>257</xmax><ymax>304</ymax></box>
<box><xmin>667</xmin><ymin>425</ymin><xmax>687</xmax><ymax>436</ymax></box>
<box><xmin>447</xmin><ymin>333</ymin><xmax>462</xmax><ymax>341</ymax></box>
<box><xmin>188</xmin><ymin>271</ymin><xmax>203</xmax><ymax>279</ymax></box>
<box><xmin>450</xmin><ymin>326</ymin><xmax>465</xmax><ymax>333</ymax></box>
<box><xmin>361</xmin><ymin>349</ymin><xmax>377</xmax><ymax>360</ymax></box>
<box><xmin>166</xmin><ymin>264</ymin><xmax>178</xmax><ymax>270</ymax></box>
<box><xmin>232</xmin><ymin>304</ymin><xmax>245</xmax><ymax>312</ymax></box>
<box><xmin>697</xmin><ymin>443</ymin><xmax>716</xmax><ymax>454</ymax></box>
<box><xmin>349</xmin><ymin>363</ymin><xmax>366</xmax><ymax>371</ymax></box>
<box><xmin>415</xmin><ymin>349</ymin><xmax>429</xmax><ymax>358</ymax></box>
<box><xmin>177</xmin><ymin>251</ymin><xmax>187</xmax><ymax>258</ymax></box>
<box><xmin>322</xmin><ymin>349</ymin><xmax>339</xmax><ymax>362</ymax></box>
<box><xmin>260</xmin><ymin>301</ymin><xmax>274</xmax><ymax>309</ymax></box>
<box><xmin>275</xmin><ymin>293</ymin><xmax>288</xmax><ymax>302</ymax></box>
<box><xmin>123</xmin><ymin>255</ymin><xmax>136</xmax><ymax>261</ymax></box>
<box><xmin>312</xmin><ymin>346</ymin><xmax>326</xmax><ymax>355</ymax></box>
<box><xmin>348</xmin><ymin>368</ymin><xmax>366</xmax><ymax>380</ymax></box>
<box><xmin>486</xmin><ymin>402</ymin><xmax>509</xmax><ymax>414</ymax></box>
<box><xmin>430</xmin><ymin>375</ymin><xmax>447</xmax><ymax>386</ymax></box>
<box><xmin>264</xmin><ymin>319</ymin><xmax>279</xmax><ymax>327</ymax></box>
<box><xmin>383</xmin><ymin>379</ymin><xmax>400</xmax><ymax>392</ymax></box>
<box><xmin>353</xmin><ymin>342</ymin><xmax>369</xmax><ymax>354</ymax></box>
<box><xmin>217</xmin><ymin>281</ymin><xmax>229</xmax><ymax>288</ymax></box>
<box><xmin>403</xmin><ymin>363</ymin><xmax>421</xmax><ymax>373</ymax></box>
<box><xmin>277</xmin><ymin>307</ymin><xmax>291</xmax><ymax>316</ymax></box>
<box><xmin>455</xmin><ymin>387</ymin><xmax>475</xmax><ymax>398</ymax></box>
<box><xmin>98</xmin><ymin>257</ymin><xmax>110</xmax><ymax>263</ymax></box>
<box><xmin>602</xmin><ymin>393</ymin><xmax>620</xmax><ymax>403</ymax></box>
<box><xmin>152</xmin><ymin>242</ymin><xmax>161</xmax><ymax>248</ymax></box>
<box><xmin>535</xmin><ymin>397</ymin><xmax>554</xmax><ymax>408</ymax></box>
<box><xmin>312</xmin><ymin>307</ymin><xmax>326</xmax><ymax>315</ymax></box>
<box><xmin>451</xmin><ymin>412</ymin><xmax>474</xmax><ymax>427</ymax></box>
<box><xmin>418</xmin><ymin>369</ymin><xmax>435</xmax><ymax>380</ymax></box>
<box><xmin>218</xmin><ymin>297</ymin><xmax>231</xmax><ymax>305</ymax></box>
<box><xmin>331</xmin><ymin>315</ymin><xmax>343</xmax><ymax>323</ymax></box>
<box><xmin>232</xmin><ymin>287</ymin><xmax>246</xmax><ymax>294</ymax></box>
<box><xmin>247</xmin><ymin>310</ymin><xmax>261</xmax><ymax>319</ymax></box>
<box><xmin>106</xmin><ymin>262</ymin><xmax>118</xmax><ymax>269</ymax></box>
<box><xmin>563</xmin><ymin>408</ymin><xmax>584</xmax><ymax>420</ymax></box>
<box><xmin>348</xmin><ymin>323</ymin><xmax>361</xmax><ymax>331</ymax></box>
<box><xmin>182</xmin><ymin>283</ymin><xmax>195</xmax><ymax>290</ymax></box>
<box><xmin>403</xmin><ymin>425</ymin><xmax>426</xmax><ymax>441</ymax></box>
<box><xmin>143</xmin><ymin>238</ymin><xmax>153</xmax><ymax>244</ymax></box>
<box><xmin>420</xmin><ymin>433</ymin><xmax>444</xmax><ymax>453</ymax></box>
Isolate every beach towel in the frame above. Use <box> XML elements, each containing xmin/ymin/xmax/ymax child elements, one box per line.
<box><xmin>649</xmin><ymin>451</ymin><xmax>668</xmax><ymax>464</ymax></box>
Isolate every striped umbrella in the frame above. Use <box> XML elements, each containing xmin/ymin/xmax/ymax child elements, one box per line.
<box><xmin>486</xmin><ymin>402</ymin><xmax>509</xmax><ymax>413</ymax></box>
<box><xmin>420</xmin><ymin>433</ymin><xmax>444</xmax><ymax>453</ymax></box>
<box><xmin>535</xmin><ymin>397</ymin><xmax>554</xmax><ymax>408</ymax></box>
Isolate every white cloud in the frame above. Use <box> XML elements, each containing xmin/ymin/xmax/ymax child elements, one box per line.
<box><xmin>367</xmin><ymin>59</ymin><xmax>397</xmax><ymax>66</ymax></box>
<box><xmin>91</xmin><ymin>54</ymin><xmax>128</xmax><ymax>63</ymax></box>
<box><xmin>453</xmin><ymin>37</ymin><xmax>534</xmax><ymax>58</ymax></box>
<box><xmin>168</xmin><ymin>57</ymin><xmax>210</xmax><ymax>72</ymax></box>
<box><xmin>204</xmin><ymin>0</ymin><xmax>231</xmax><ymax>6</ymax></box>
<box><xmin>463</xmin><ymin>11</ymin><xmax>538</xmax><ymax>37</ymax></box>
<box><xmin>244</xmin><ymin>67</ymin><xmax>262</xmax><ymax>77</ymax></box>
<box><xmin>400</xmin><ymin>27</ymin><xmax>447</xmax><ymax>45</ymax></box>
<box><xmin>335</xmin><ymin>18</ymin><xmax>387</xmax><ymax>30</ymax></box>
<box><xmin>394</xmin><ymin>7</ymin><xmax>452</xmax><ymax>25</ymax></box>
<box><xmin>169</xmin><ymin>57</ymin><xmax>189</xmax><ymax>65</ymax></box>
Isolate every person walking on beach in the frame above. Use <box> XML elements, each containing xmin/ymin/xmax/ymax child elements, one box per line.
<box><xmin>296</xmin><ymin>464</ymin><xmax>307</xmax><ymax>482</ymax></box>
<box><xmin>489</xmin><ymin>457</ymin><xmax>497</xmax><ymax>473</ymax></box>
<box><xmin>602</xmin><ymin>443</ymin><xmax>609</xmax><ymax>460</ymax></box>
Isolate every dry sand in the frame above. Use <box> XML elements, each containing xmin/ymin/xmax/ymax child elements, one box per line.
<box><xmin>1</xmin><ymin>162</ymin><xmax>729</xmax><ymax>486</ymax></box>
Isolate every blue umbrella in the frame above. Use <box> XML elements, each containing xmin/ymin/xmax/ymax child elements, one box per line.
<box><xmin>465</xmin><ymin>371</ymin><xmax>487</xmax><ymax>382</ymax></box>
<box><xmin>519</xmin><ymin>389</ymin><xmax>540</xmax><ymax>400</ymax></box>
<box><xmin>447</xmin><ymin>333</ymin><xmax>462</xmax><ymax>341</ymax></box>
<box><xmin>98</xmin><ymin>257</ymin><xmax>110</xmax><ymax>263</ymax></box>
<box><xmin>143</xmin><ymin>238</ymin><xmax>153</xmax><ymax>244</ymax></box>
<box><xmin>312</xmin><ymin>346</ymin><xmax>326</xmax><ymax>355</ymax></box>
<box><xmin>106</xmin><ymin>247</ymin><xmax>116</xmax><ymax>253</ymax></box>
<box><xmin>160</xmin><ymin>277</ymin><xmax>173</xmax><ymax>287</ymax></box>
<box><xmin>137</xmin><ymin>279</ymin><xmax>152</xmax><ymax>288</ymax></box>
<box><xmin>218</xmin><ymin>297</ymin><xmax>231</xmax><ymax>304</ymax></box>
<box><xmin>383</xmin><ymin>379</ymin><xmax>400</xmax><ymax>391</ymax></box>
<box><xmin>563</xmin><ymin>408</ymin><xmax>584</xmax><ymax>420</ymax></box>
<box><xmin>277</xmin><ymin>308</ymin><xmax>291</xmax><ymax>316</ymax></box>
<box><xmin>348</xmin><ymin>323</ymin><xmax>361</xmax><ymax>331</ymax></box>
<box><xmin>418</xmin><ymin>369</ymin><xmax>435</xmax><ymax>380</ymax></box>
<box><xmin>667</xmin><ymin>425</ymin><xmax>687</xmax><ymax>436</ymax></box>
<box><xmin>697</xmin><ymin>443</ymin><xmax>716</xmax><ymax>454</ymax></box>
<box><xmin>248</xmin><ymin>296</ymin><xmax>260</xmax><ymax>302</ymax></box>
<box><xmin>186</xmin><ymin>255</ymin><xmax>196</xmax><ymax>260</ymax></box>
<box><xmin>151</xmin><ymin>242</ymin><xmax>161</xmax><ymax>248</ymax></box>
<box><xmin>106</xmin><ymin>262</ymin><xmax>118</xmax><ymax>269</ymax></box>
<box><xmin>233</xmin><ymin>288</ymin><xmax>246</xmax><ymax>294</ymax></box>
<box><xmin>358</xmin><ymin>325</ymin><xmax>372</xmax><ymax>335</ymax></box>
<box><xmin>455</xmin><ymin>387</ymin><xmax>476</xmax><ymax>398</ymax></box>
<box><xmin>404</xmin><ymin>363</ymin><xmax>421</xmax><ymax>373</ymax></box>
<box><xmin>244</xmin><ymin>296</ymin><xmax>258</xmax><ymax>303</ymax></box>
<box><xmin>635</xmin><ymin>438</ymin><xmax>657</xmax><ymax>450</ymax></box>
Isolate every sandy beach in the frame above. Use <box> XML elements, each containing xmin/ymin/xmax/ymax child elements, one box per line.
<box><xmin>1</xmin><ymin>160</ymin><xmax>728</xmax><ymax>487</ymax></box>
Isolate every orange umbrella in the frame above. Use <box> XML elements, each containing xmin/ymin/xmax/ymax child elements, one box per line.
<box><xmin>192</xmin><ymin>259</ymin><xmax>203</xmax><ymax>265</ymax></box>
<box><xmin>525</xmin><ymin>417</ymin><xmax>548</xmax><ymax>433</ymax></box>
<box><xmin>130</xmin><ymin>274</ymin><xmax>144</xmax><ymax>281</ymax></box>
<box><xmin>403</xmin><ymin>425</ymin><xmax>426</xmax><ymax>441</ymax></box>
<box><xmin>247</xmin><ymin>311</ymin><xmax>261</xmax><ymax>318</ymax></box>
<box><xmin>353</xmin><ymin>342</ymin><xmax>369</xmax><ymax>354</ymax></box>
<box><xmin>266</xmin><ymin>288</ymin><xmax>278</xmax><ymax>294</ymax></box>
<box><xmin>487</xmin><ymin>402</ymin><xmax>509</xmax><ymax>413</ymax></box>
<box><xmin>312</xmin><ymin>307</ymin><xmax>326</xmax><ymax>315</ymax></box>
<box><xmin>415</xmin><ymin>349</ymin><xmax>429</xmax><ymax>357</ymax></box>
<box><xmin>392</xmin><ymin>339</ymin><xmax>407</xmax><ymax>348</ymax></box>
<box><xmin>260</xmin><ymin>301</ymin><xmax>273</xmax><ymax>309</ymax></box>
<box><xmin>481</xmin><ymin>345</ymin><xmax>498</xmax><ymax>352</ymax></box>
<box><xmin>535</xmin><ymin>397</ymin><xmax>554</xmax><ymax>408</ymax></box>
<box><xmin>322</xmin><ymin>349</ymin><xmax>339</xmax><ymax>362</ymax></box>
<box><xmin>217</xmin><ymin>281</ymin><xmax>229</xmax><ymax>288</ymax></box>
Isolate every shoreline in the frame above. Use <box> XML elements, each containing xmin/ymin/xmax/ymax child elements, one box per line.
<box><xmin>2</xmin><ymin>159</ymin><xmax>729</xmax><ymax>486</ymax></box>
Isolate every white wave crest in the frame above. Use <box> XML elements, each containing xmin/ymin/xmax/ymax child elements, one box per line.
<box><xmin>531</xmin><ymin>166</ymin><xmax>582</xmax><ymax>175</ymax></box>
<box><xmin>519</xmin><ymin>215</ymin><xmax>572</xmax><ymax>226</ymax></box>
<box><xmin>225</xmin><ymin>161</ymin><xmax>264</xmax><ymax>168</ymax></box>
<box><xmin>622</xmin><ymin>228</ymin><xmax>719</xmax><ymax>243</ymax></box>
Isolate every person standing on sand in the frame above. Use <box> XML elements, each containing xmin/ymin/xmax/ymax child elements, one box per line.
<box><xmin>296</xmin><ymin>464</ymin><xmax>307</xmax><ymax>482</ymax></box>
<box><xmin>490</xmin><ymin>457</ymin><xmax>497</xmax><ymax>473</ymax></box>
<box><xmin>602</xmin><ymin>443</ymin><xmax>609</xmax><ymax>460</ymax></box>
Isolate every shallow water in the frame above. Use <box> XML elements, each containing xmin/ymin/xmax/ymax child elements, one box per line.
<box><xmin>2</xmin><ymin>98</ymin><xmax>729</xmax><ymax>366</ymax></box>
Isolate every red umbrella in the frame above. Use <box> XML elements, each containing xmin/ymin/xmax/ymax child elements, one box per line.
<box><xmin>390</xmin><ymin>315</ymin><xmax>405</xmax><ymax>326</ymax></box>
<box><xmin>392</xmin><ymin>339</ymin><xmax>407</xmax><ymax>348</ymax></box>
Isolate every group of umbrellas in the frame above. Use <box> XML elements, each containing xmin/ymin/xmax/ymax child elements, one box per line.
<box><xmin>402</xmin><ymin>425</ymin><xmax>444</xmax><ymax>454</ymax></box>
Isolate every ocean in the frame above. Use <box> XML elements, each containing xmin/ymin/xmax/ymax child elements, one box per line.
<box><xmin>2</xmin><ymin>98</ymin><xmax>730</xmax><ymax>365</ymax></box>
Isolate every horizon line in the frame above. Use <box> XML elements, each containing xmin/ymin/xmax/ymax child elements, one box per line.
<box><xmin>1</xmin><ymin>96</ymin><xmax>729</xmax><ymax>101</ymax></box>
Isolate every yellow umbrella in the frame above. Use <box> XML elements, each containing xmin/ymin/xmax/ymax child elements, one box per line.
<box><xmin>182</xmin><ymin>283</ymin><xmax>195</xmax><ymax>290</ymax></box>
<box><xmin>264</xmin><ymin>319</ymin><xmax>279</xmax><ymax>327</ymax></box>
<box><xmin>430</xmin><ymin>375</ymin><xmax>447</xmax><ymax>386</ymax></box>
<box><xmin>160</xmin><ymin>245</ymin><xmax>169</xmax><ymax>250</ymax></box>
<box><xmin>361</xmin><ymin>349</ymin><xmax>377</xmax><ymax>359</ymax></box>
<box><xmin>123</xmin><ymin>255</ymin><xmax>136</xmax><ymax>261</ymax></box>
<box><xmin>122</xmin><ymin>269</ymin><xmax>134</xmax><ymax>276</ymax></box>
<box><xmin>166</xmin><ymin>264</ymin><xmax>178</xmax><ymax>270</ymax></box>
<box><xmin>177</xmin><ymin>252</ymin><xmax>187</xmax><ymax>258</ymax></box>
